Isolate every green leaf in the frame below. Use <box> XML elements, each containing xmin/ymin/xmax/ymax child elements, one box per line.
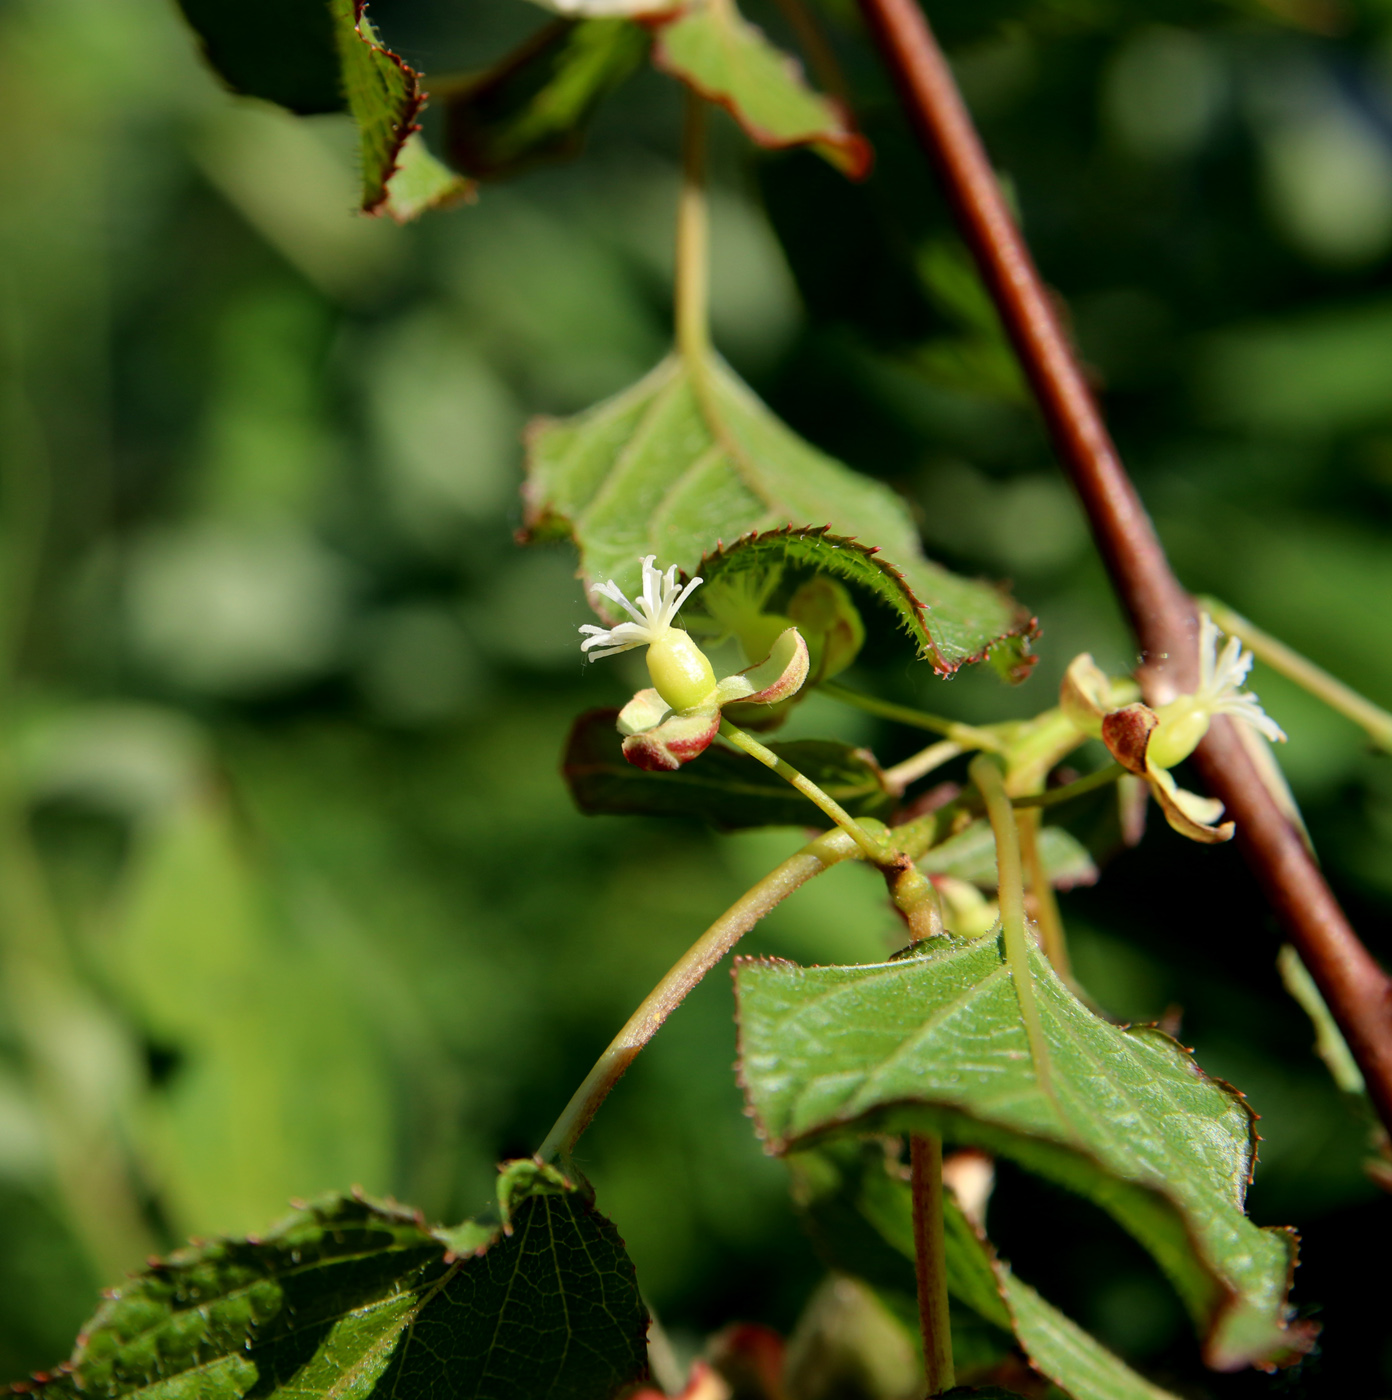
<box><xmin>522</xmin><ymin>354</ymin><xmax>1035</xmax><ymax>676</ymax></box>
<box><xmin>329</xmin><ymin>0</ymin><xmax>471</xmax><ymax>219</ymax></box>
<box><xmin>649</xmin><ymin>1</ymin><xmax>870</xmax><ymax>178</ymax></box>
<box><xmin>792</xmin><ymin>1141</ymin><xmax>1183</xmax><ymax>1400</ymax></box>
<box><xmin>174</xmin><ymin>0</ymin><xmax>343</xmax><ymax>115</ymax></box>
<box><xmin>109</xmin><ymin>793</ymin><xmax>394</xmax><ymax>1241</ymax></box>
<box><xmin>5</xmin><ymin>1166</ymin><xmax>649</xmax><ymax>1400</ymax></box>
<box><xmin>918</xmin><ymin>819</ymin><xmax>1097</xmax><ymax>891</ymax></box>
<box><xmin>735</xmin><ymin>937</ymin><xmax>1311</xmax><ymax>1370</ymax></box>
<box><xmin>445</xmin><ymin>20</ymin><xmax>648</xmax><ymax>180</ymax></box>
<box><xmin>564</xmin><ymin>708</ymin><xmax>893</xmax><ymax>828</ymax></box>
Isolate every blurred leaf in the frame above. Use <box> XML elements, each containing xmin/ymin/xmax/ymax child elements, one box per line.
<box><xmin>174</xmin><ymin>0</ymin><xmax>343</xmax><ymax>114</ymax></box>
<box><xmin>735</xmin><ymin>937</ymin><xmax>1309</xmax><ymax>1370</ymax></box>
<box><xmin>650</xmin><ymin>2</ymin><xmax>870</xmax><ymax>178</ymax></box>
<box><xmin>110</xmin><ymin>793</ymin><xmax>393</xmax><ymax>1238</ymax></box>
<box><xmin>329</xmin><ymin>0</ymin><xmax>470</xmax><ymax>218</ymax></box>
<box><xmin>522</xmin><ymin>354</ymin><xmax>1035</xmax><ymax>675</ymax></box>
<box><xmin>4</xmin><ymin>1166</ymin><xmax>649</xmax><ymax>1399</ymax></box>
<box><xmin>918</xmin><ymin>819</ymin><xmax>1098</xmax><ymax>890</ymax></box>
<box><xmin>445</xmin><ymin>20</ymin><xmax>648</xmax><ymax>180</ymax></box>
<box><xmin>793</xmin><ymin>1141</ymin><xmax>1183</xmax><ymax>1400</ymax></box>
<box><xmin>565</xmin><ymin>708</ymin><xmax>893</xmax><ymax>828</ymax></box>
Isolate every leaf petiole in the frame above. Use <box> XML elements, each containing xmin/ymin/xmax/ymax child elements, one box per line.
<box><xmin>820</xmin><ymin>680</ymin><xmax>1005</xmax><ymax>751</ymax></box>
<box><xmin>971</xmin><ymin>755</ymin><xmax>1054</xmax><ymax>1104</ymax></box>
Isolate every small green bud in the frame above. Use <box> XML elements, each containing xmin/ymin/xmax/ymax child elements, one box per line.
<box><xmin>787</xmin><ymin>577</ymin><xmax>865</xmax><ymax>681</ymax></box>
<box><xmin>646</xmin><ymin>629</ymin><xmax>717</xmax><ymax>712</ymax></box>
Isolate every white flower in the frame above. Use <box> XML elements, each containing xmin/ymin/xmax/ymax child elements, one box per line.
<box><xmin>579</xmin><ymin>554</ymin><xmax>811</xmax><ymax>771</ymax></box>
<box><xmin>579</xmin><ymin>555</ymin><xmax>703</xmax><ymax>662</ymax></box>
<box><xmin>1148</xmin><ymin>613</ymin><xmax>1285</xmax><ymax>770</ymax></box>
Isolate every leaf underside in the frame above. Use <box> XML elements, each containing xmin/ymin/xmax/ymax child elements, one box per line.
<box><xmin>330</xmin><ymin>0</ymin><xmax>472</xmax><ymax>219</ymax></box>
<box><xmin>522</xmin><ymin>354</ymin><xmax>1035</xmax><ymax>676</ymax></box>
<box><xmin>649</xmin><ymin>4</ymin><xmax>871</xmax><ymax>178</ymax></box>
<box><xmin>919</xmin><ymin>817</ymin><xmax>1098</xmax><ymax>891</ymax></box>
<box><xmin>794</xmin><ymin>1140</ymin><xmax>1183</xmax><ymax>1400</ymax></box>
<box><xmin>446</xmin><ymin>19</ymin><xmax>649</xmax><ymax>181</ymax></box>
<box><xmin>565</xmin><ymin>709</ymin><xmax>893</xmax><ymax>828</ymax></box>
<box><xmin>735</xmin><ymin>937</ymin><xmax>1308</xmax><ymax>1370</ymax></box>
<box><xmin>5</xmin><ymin>1171</ymin><xmax>648</xmax><ymax>1400</ymax></box>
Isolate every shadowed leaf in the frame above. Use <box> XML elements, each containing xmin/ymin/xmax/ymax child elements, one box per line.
<box><xmin>736</xmin><ymin>938</ymin><xmax>1312</xmax><ymax>1370</ymax></box>
<box><xmin>4</xmin><ymin>1166</ymin><xmax>648</xmax><ymax>1399</ymax></box>
<box><xmin>649</xmin><ymin>2</ymin><xmax>870</xmax><ymax>177</ymax></box>
<box><xmin>793</xmin><ymin>1140</ymin><xmax>1183</xmax><ymax>1400</ymax></box>
<box><xmin>565</xmin><ymin>708</ymin><xmax>893</xmax><ymax>828</ymax></box>
<box><xmin>446</xmin><ymin>20</ymin><xmax>649</xmax><ymax>180</ymax></box>
<box><xmin>174</xmin><ymin>0</ymin><xmax>344</xmax><ymax>114</ymax></box>
<box><xmin>523</xmin><ymin>354</ymin><xmax>1035</xmax><ymax>676</ymax></box>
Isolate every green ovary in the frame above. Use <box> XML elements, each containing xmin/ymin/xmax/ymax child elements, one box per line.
<box><xmin>648</xmin><ymin>630</ymin><xmax>718</xmax><ymax>711</ymax></box>
<box><xmin>1147</xmin><ymin>696</ymin><xmax>1210</xmax><ymax>771</ymax></box>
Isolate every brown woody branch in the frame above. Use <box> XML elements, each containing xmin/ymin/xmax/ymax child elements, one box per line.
<box><xmin>856</xmin><ymin>0</ymin><xmax>1392</xmax><ymax>1132</ymax></box>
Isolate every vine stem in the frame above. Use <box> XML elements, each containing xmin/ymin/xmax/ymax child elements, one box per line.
<box><xmin>536</xmin><ymin>829</ymin><xmax>858</xmax><ymax>1162</ymax></box>
<box><xmin>857</xmin><ymin>0</ymin><xmax>1392</xmax><ymax>1134</ymax></box>
<box><xmin>971</xmin><ymin>756</ymin><xmax>1053</xmax><ymax>1103</ymax></box>
<box><xmin>910</xmin><ymin>1132</ymin><xmax>955</xmax><ymax>1396</ymax></box>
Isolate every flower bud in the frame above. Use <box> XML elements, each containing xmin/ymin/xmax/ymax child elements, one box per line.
<box><xmin>787</xmin><ymin>577</ymin><xmax>865</xmax><ymax>681</ymax></box>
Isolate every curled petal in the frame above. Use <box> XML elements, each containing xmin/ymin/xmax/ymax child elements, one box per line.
<box><xmin>1101</xmin><ymin>703</ymin><xmax>1159</xmax><ymax>776</ymax></box>
<box><xmin>714</xmin><ymin>628</ymin><xmax>810</xmax><ymax>708</ymax></box>
<box><xmin>1148</xmin><ymin>765</ymin><xmax>1234</xmax><ymax>844</ymax></box>
<box><xmin>616</xmin><ymin>687</ymin><xmax>671</xmax><ymax>737</ymax></box>
<box><xmin>1060</xmin><ymin>653</ymin><xmax>1114</xmax><ymax>736</ymax></box>
<box><xmin>620</xmin><ymin>707</ymin><xmax>721</xmax><ymax>771</ymax></box>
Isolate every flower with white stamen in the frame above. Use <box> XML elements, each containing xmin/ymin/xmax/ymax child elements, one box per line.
<box><xmin>1147</xmin><ymin>613</ymin><xmax>1286</xmax><ymax>770</ymax></box>
<box><xmin>579</xmin><ymin>555</ymin><xmax>810</xmax><ymax>771</ymax></box>
<box><xmin>1060</xmin><ymin>612</ymin><xmax>1285</xmax><ymax>845</ymax></box>
<box><xmin>579</xmin><ymin>555</ymin><xmax>704</xmax><ymax>662</ymax></box>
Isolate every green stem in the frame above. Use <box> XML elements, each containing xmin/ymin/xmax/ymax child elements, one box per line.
<box><xmin>911</xmin><ymin>1132</ymin><xmax>955</xmax><ymax>1396</ymax></box>
<box><xmin>819</xmin><ymin>680</ymin><xmax>1003</xmax><ymax>751</ymax></box>
<box><xmin>675</xmin><ymin>91</ymin><xmax>710</xmax><ymax>365</ymax></box>
<box><xmin>536</xmin><ymin>828</ymin><xmax>859</xmax><ymax>1162</ymax></box>
<box><xmin>883</xmin><ymin>739</ymin><xmax>963</xmax><ymax>795</ymax></box>
<box><xmin>1200</xmin><ymin>596</ymin><xmax>1392</xmax><ymax>755</ymax></box>
<box><xmin>720</xmin><ymin>720</ymin><xmax>889</xmax><ymax>864</ymax></box>
<box><xmin>971</xmin><ymin>755</ymin><xmax>1054</xmax><ymax>1104</ymax></box>
<box><xmin>1018</xmin><ymin>806</ymin><xmax>1070</xmax><ymax>978</ymax></box>
<box><xmin>1011</xmin><ymin>762</ymin><xmax>1124</xmax><ymax>810</ymax></box>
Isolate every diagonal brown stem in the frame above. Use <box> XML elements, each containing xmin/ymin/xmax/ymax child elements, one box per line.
<box><xmin>856</xmin><ymin>0</ymin><xmax>1392</xmax><ymax>1132</ymax></box>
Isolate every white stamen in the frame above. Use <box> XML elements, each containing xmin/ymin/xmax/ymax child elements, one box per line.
<box><xmin>579</xmin><ymin>555</ymin><xmax>703</xmax><ymax>661</ymax></box>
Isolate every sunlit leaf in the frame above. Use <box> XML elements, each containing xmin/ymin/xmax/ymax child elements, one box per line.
<box><xmin>793</xmin><ymin>1141</ymin><xmax>1183</xmax><ymax>1400</ymax></box>
<box><xmin>445</xmin><ymin>19</ymin><xmax>648</xmax><ymax>180</ymax></box>
<box><xmin>522</xmin><ymin>354</ymin><xmax>1035</xmax><ymax>676</ymax></box>
<box><xmin>565</xmin><ymin>708</ymin><xmax>893</xmax><ymax>828</ymax></box>
<box><xmin>649</xmin><ymin>1</ymin><xmax>870</xmax><ymax>178</ymax></box>
<box><xmin>4</xmin><ymin>1165</ymin><xmax>648</xmax><ymax>1399</ymax></box>
<box><xmin>736</xmin><ymin>937</ymin><xmax>1312</xmax><ymax>1370</ymax></box>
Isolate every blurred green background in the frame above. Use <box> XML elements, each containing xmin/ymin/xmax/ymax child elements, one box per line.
<box><xmin>1</xmin><ymin>0</ymin><xmax>1391</xmax><ymax>1392</ymax></box>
